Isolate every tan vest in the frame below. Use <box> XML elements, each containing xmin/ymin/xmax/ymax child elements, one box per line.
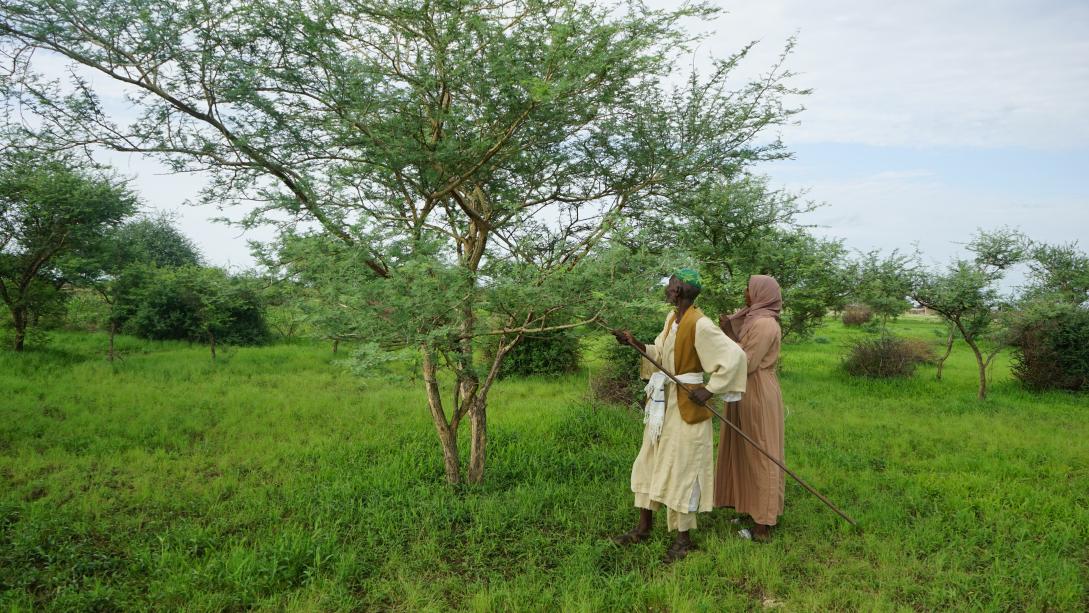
<box><xmin>663</xmin><ymin>307</ymin><xmax>712</xmax><ymax>424</ymax></box>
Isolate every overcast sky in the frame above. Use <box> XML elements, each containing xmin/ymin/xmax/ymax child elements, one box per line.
<box><xmin>35</xmin><ymin>0</ymin><xmax>1089</xmax><ymax>272</ymax></box>
<box><xmin>681</xmin><ymin>0</ymin><xmax>1089</xmax><ymax>273</ymax></box>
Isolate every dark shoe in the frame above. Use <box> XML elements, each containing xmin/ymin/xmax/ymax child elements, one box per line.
<box><xmin>611</xmin><ymin>528</ymin><xmax>650</xmax><ymax>546</ymax></box>
<box><xmin>663</xmin><ymin>535</ymin><xmax>696</xmax><ymax>563</ymax></box>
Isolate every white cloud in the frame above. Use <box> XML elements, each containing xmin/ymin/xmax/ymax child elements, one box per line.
<box><xmin>656</xmin><ymin>0</ymin><xmax>1089</xmax><ymax>148</ymax></box>
<box><xmin>786</xmin><ymin>168</ymin><xmax>1089</xmax><ymax>268</ymax></box>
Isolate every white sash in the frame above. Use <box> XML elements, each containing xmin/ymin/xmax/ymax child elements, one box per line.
<box><xmin>643</xmin><ymin>371</ymin><xmax>704</xmax><ymax>441</ymax></box>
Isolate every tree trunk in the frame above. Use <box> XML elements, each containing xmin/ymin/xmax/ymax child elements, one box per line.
<box><xmin>467</xmin><ymin>398</ymin><xmax>487</xmax><ymax>484</ymax></box>
<box><xmin>108</xmin><ymin>320</ymin><xmax>116</xmax><ymax>362</ymax></box>
<box><xmin>423</xmin><ymin>349</ymin><xmax>461</xmax><ymax>484</ymax></box>
<box><xmin>962</xmin><ymin>335</ymin><xmax>987</xmax><ymax>400</ymax></box>
<box><xmin>935</xmin><ymin>328</ymin><xmax>954</xmax><ymax>380</ymax></box>
<box><xmin>209</xmin><ymin>331</ymin><xmax>217</xmax><ymax>360</ymax></box>
<box><xmin>12</xmin><ymin>306</ymin><xmax>27</xmax><ymax>352</ymax></box>
<box><xmin>465</xmin><ymin>334</ymin><xmax>520</xmax><ymax>485</ymax></box>
<box><xmin>457</xmin><ymin>272</ymin><xmax>485</xmax><ymax>484</ymax></box>
<box><xmin>332</xmin><ymin>338</ymin><xmax>339</xmax><ymax>353</ymax></box>
<box><xmin>976</xmin><ymin>358</ymin><xmax>987</xmax><ymax>400</ymax></box>
<box><xmin>437</xmin><ymin>417</ymin><xmax>462</xmax><ymax>485</ymax></box>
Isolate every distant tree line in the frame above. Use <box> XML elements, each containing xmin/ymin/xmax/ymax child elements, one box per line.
<box><xmin>7</xmin><ymin>144</ymin><xmax>1084</xmax><ymax>401</ymax></box>
<box><xmin>1</xmin><ymin>148</ymin><xmax>268</xmax><ymax>358</ymax></box>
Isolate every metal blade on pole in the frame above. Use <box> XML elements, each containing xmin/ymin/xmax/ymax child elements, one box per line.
<box><xmin>604</xmin><ymin>321</ymin><xmax>858</xmax><ymax>528</ymax></box>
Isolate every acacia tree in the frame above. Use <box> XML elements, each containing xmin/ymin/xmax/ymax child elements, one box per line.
<box><xmin>254</xmin><ymin>232</ymin><xmax>372</xmax><ymax>352</ymax></box>
<box><xmin>642</xmin><ymin>175</ymin><xmax>851</xmax><ymax>340</ymax></box>
<box><xmin>109</xmin><ymin>216</ymin><xmax>202</xmax><ymax>269</ymax></box>
<box><xmin>1024</xmin><ymin>242</ymin><xmax>1089</xmax><ymax>305</ymax></box>
<box><xmin>851</xmin><ymin>249</ymin><xmax>916</xmax><ymax>325</ymax></box>
<box><xmin>2</xmin><ymin>0</ymin><xmax>803</xmax><ymax>483</ymax></box>
<box><xmin>1003</xmin><ymin>242</ymin><xmax>1089</xmax><ymax>391</ymax></box>
<box><xmin>912</xmin><ymin>229</ymin><xmax>1027</xmax><ymax>400</ymax></box>
<box><xmin>0</xmin><ymin>148</ymin><xmax>137</xmax><ymax>350</ymax></box>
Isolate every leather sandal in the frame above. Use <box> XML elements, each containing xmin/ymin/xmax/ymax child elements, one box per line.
<box><xmin>611</xmin><ymin>529</ymin><xmax>650</xmax><ymax>546</ymax></box>
<box><xmin>663</xmin><ymin>539</ymin><xmax>696</xmax><ymax>563</ymax></box>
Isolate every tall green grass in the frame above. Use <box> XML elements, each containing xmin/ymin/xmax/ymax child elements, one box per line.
<box><xmin>2</xmin><ymin>318</ymin><xmax>1087</xmax><ymax>611</ymax></box>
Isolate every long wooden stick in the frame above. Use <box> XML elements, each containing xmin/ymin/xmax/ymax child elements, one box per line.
<box><xmin>607</xmin><ymin>323</ymin><xmax>858</xmax><ymax>527</ymax></box>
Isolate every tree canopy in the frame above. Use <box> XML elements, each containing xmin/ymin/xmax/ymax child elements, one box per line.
<box><xmin>0</xmin><ymin>148</ymin><xmax>137</xmax><ymax>350</ymax></box>
<box><xmin>912</xmin><ymin>228</ymin><xmax>1028</xmax><ymax>400</ymax></box>
<box><xmin>2</xmin><ymin>0</ymin><xmax>805</xmax><ymax>483</ymax></box>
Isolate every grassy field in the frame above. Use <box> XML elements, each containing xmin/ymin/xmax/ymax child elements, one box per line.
<box><xmin>1</xmin><ymin>317</ymin><xmax>1087</xmax><ymax>611</ymax></box>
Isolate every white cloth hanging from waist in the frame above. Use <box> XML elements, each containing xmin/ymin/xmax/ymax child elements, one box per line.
<box><xmin>643</xmin><ymin>371</ymin><xmax>705</xmax><ymax>441</ymax></box>
<box><xmin>643</xmin><ymin>371</ymin><xmax>743</xmax><ymax>441</ymax></box>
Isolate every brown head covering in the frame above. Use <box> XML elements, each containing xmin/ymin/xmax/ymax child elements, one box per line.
<box><xmin>725</xmin><ymin>275</ymin><xmax>783</xmax><ymax>339</ymax></box>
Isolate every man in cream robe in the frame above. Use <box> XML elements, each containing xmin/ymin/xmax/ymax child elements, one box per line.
<box><xmin>612</xmin><ymin>269</ymin><xmax>747</xmax><ymax>562</ymax></box>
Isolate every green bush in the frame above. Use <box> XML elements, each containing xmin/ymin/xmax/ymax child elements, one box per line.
<box><xmin>1010</xmin><ymin>302</ymin><xmax>1089</xmax><ymax>392</ymax></box>
<box><xmin>842</xmin><ymin>333</ymin><xmax>926</xmax><ymax>378</ymax></box>
<box><xmin>118</xmin><ymin>265</ymin><xmax>270</xmax><ymax>346</ymax></box>
<box><xmin>491</xmin><ymin>329</ymin><xmax>580</xmax><ymax>378</ymax></box>
<box><xmin>591</xmin><ymin>319</ymin><xmax>664</xmax><ymax>405</ymax></box>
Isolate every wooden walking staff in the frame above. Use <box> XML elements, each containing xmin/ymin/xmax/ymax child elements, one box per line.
<box><xmin>601</xmin><ymin>320</ymin><xmax>859</xmax><ymax>528</ymax></box>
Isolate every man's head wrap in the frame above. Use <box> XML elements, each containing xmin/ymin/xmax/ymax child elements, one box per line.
<box><xmin>672</xmin><ymin>267</ymin><xmax>702</xmax><ymax>290</ymax></box>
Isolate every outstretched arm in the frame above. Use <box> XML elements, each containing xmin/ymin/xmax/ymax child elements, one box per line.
<box><xmin>694</xmin><ymin>317</ymin><xmax>748</xmax><ymax>397</ymax></box>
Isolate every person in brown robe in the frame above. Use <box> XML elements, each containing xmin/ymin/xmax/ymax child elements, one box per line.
<box><xmin>714</xmin><ymin>275</ymin><xmax>785</xmax><ymax>542</ymax></box>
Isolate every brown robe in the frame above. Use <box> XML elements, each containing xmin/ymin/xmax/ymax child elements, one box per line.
<box><xmin>713</xmin><ymin>316</ymin><xmax>785</xmax><ymax>525</ymax></box>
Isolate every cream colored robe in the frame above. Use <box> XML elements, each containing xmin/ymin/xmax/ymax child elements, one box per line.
<box><xmin>631</xmin><ymin>312</ymin><xmax>747</xmax><ymax>515</ymax></box>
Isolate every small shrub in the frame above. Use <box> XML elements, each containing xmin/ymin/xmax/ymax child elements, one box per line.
<box><xmin>1010</xmin><ymin>302</ymin><xmax>1089</xmax><ymax>392</ymax></box>
<box><xmin>842</xmin><ymin>304</ymin><xmax>874</xmax><ymax>326</ymax></box>
<box><xmin>590</xmin><ymin>320</ymin><xmax>663</xmax><ymax>406</ymax></box>
<box><xmin>842</xmin><ymin>334</ymin><xmax>925</xmax><ymax>378</ymax></box>
<box><xmin>860</xmin><ymin>318</ymin><xmax>885</xmax><ymax>334</ymax></box>
<box><xmin>590</xmin><ymin>369</ymin><xmax>637</xmax><ymax>406</ymax></box>
<box><xmin>902</xmin><ymin>338</ymin><xmax>937</xmax><ymax>365</ymax></box>
<box><xmin>487</xmin><ymin>329</ymin><xmax>580</xmax><ymax>378</ymax></box>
